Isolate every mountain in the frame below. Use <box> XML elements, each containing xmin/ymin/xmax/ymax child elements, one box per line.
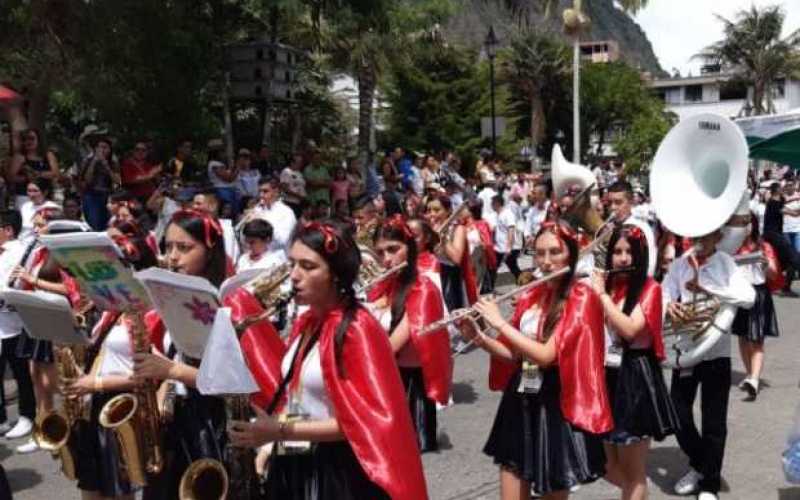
<box><xmin>443</xmin><ymin>0</ymin><xmax>666</xmax><ymax>77</ymax></box>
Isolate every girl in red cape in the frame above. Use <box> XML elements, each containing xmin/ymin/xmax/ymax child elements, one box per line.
<box><xmin>228</xmin><ymin>220</ymin><xmax>428</xmax><ymax>500</ymax></box>
<box><xmin>423</xmin><ymin>194</ymin><xmax>478</xmax><ymax>308</ymax></box>
<box><xmin>367</xmin><ymin>215</ymin><xmax>452</xmax><ymax>452</ymax></box>
<box><xmin>133</xmin><ymin>210</ymin><xmax>230</xmax><ymax>500</ymax></box>
<box><xmin>464</xmin><ymin>198</ymin><xmax>497</xmax><ymax>294</ymax></box>
<box><xmin>65</xmin><ymin>220</ymin><xmax>159</xmax><ymax>500</ymax></box>
<box><xmin>732</xmin><ymin>212</ymin><xmax>782</xmax><ymax>400</ymax></box>
<box><xmin>459</xmin><ymin>220</ymin><xmax>612</xmax><ymax>499</ymax></box>
<box><xmin>590</xmin><ymin>224</ymin><xmax>679</xmax><ymax>500</ymax></box>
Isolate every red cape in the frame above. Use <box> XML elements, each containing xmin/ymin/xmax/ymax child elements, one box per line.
<box><xmin>610</xmin><ymin>277</ymin><xmax>665</xmax><ymax>361</ymax></box>
<box><xmin>368</xmin><ymin>274</ymin><xmax>452</xmax><ymax>405</ymax></box>
<box><xmin>223</xmin><ymin>288</ymin><xmax>287</xmax><ymax>408</ymax></box>
<box><xmin>488</xmin><ymin>281</ymin><xmax>612</xmax><ymax>434</ymax></box>
<box><xmin>284</xmin><ymin>307</ymin><xmax>429</xmax><ymax>500</ymax></box>
<box><xmin>472</xmin><ymin>220</ymin><xmax>497</xmax><ymax>270</ymax></box>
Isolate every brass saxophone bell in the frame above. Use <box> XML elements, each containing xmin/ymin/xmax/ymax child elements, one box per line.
<box><xmin>179</xmin><ymin>458</ymin><xmax>229</xmax><ymax>500</ymax></box>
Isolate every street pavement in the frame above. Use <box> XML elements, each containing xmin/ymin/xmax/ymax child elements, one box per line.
<box><xmin>3</xmin><ymin>266</ymin><xmax>800</xmax><ymax>499</ymax></box>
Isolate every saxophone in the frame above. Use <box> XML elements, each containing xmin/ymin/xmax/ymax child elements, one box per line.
<box><xmin>34</xmin><ymin>344</ymin><xmax>88</xmax><ymax>480</ymax></box>
<box><xmin>434</xmin><ymin>203</ymin><xmax>468</xmax><ymax>257</ymax></box>
<box><xmin>98</xmin><ymin>311</ymin><xmax>164</xmax><ymax>487</ymax></box>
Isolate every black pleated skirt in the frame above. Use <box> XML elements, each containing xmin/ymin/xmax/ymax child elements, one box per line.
<box><xmin>143</xmin><ymin>389</ymin><xmax>227</xmax><ymax>500</ymax></box>
<box><xmin>483</xmin><ymin>369</ymin><xmax>606</xmax><ymax>494</ymax></box>
<box><xmin>264</xmin><ymin>441</ymin><xmax>390</xmax><ymax>500</ymax></box>
<box><xmin>400</xmin><ymin>366</ymin><xmax>438</xmax><ymax>453</ymax></box>
<box><xmin>732</xmin><ymin>283</ymin><xmax>779</xmax><ymax>343</ymax></box>
<box><xmin>14</xmin><ymin>329</ymin><xmax>54</xmax><ymax>363</ymax></box>
<box><xmin>76</xmin><ymin>391</ymin><xmax>139</xmax><ymax>497</ymax></box>
<box><xmin>439</xmin><ymin>261</ymin><xmax>466</xmax><ymax>312</ymax></box>
<box><xmin>605</xmin><ymin>349</ymin><xmax>680</xmax><ymax>445</ymax></box>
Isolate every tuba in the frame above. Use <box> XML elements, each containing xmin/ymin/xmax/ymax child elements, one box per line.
<box><xmin>551</xmin><ymin>144</ymin><xmax>617</xmax><ymax>266</ymax></box>
<box><xmin>650</xmin><ymin>113</ymin><xmax>749</xmax><ymax>369</ymax></box>
<box><xmin>98</xmin><ymin>311</ymin><xmax>165</xmax><ymax>487</ymax></box>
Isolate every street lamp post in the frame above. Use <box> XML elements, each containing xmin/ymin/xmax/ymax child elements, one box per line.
<box><xmin>485</xmin><ymin>26</ymin><xmax>498</xmax><ymax>157</ymax></box>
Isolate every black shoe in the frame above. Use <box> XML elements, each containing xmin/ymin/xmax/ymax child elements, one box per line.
<box><xmin>781</xmin><ymin>289</ymin><xmax>800</xmax><ymax>297</ymax></box>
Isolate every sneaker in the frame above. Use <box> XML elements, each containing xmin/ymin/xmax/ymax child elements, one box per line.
<box><xmin>674</xmin><ymin>468</ymin><xmax>703</xmax><ymax>495</ymax></box>
<box><xmin>743</xmin><ymin>378</ymin><xmax>759</xmax><ymax>401</ymax></box>
<box><xmin>697</xmin><ymin>492</ymin><xmax>718</xmax><ymax>500</ymax></box>
<box><xmin>4</xmin><ymin>416</ymin><xmax>32</xmax><ymax>439</ymax></box>
<box><xmin>15</xmin><ymin>437</ymin><xmax>39</xmax><ymax>454</ymax></box>
<box><xmin>0</xmin><ymin>421</ymin><xmax>12</xmax><ymax>436</ymax></box>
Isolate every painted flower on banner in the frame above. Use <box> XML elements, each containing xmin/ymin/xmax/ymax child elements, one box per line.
<box><xmin>184</xmin><ymin>297</ymin><xmax>217</xmax><ymax>325</ymax></box>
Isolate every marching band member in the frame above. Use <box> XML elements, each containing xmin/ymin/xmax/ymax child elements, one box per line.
<box><xmin>134</xmin><ymin>210</ymin><xmax>229</xmax><ymax>500</ymax></box>
<box><xmin>590</xmin><ymin>224</ymin><xmax>678</xmax><ymax>500</ymax></box>
<box><xmin>67</xmin><ymin>220</ymin><xmax>158</xmax><ymax>500</ymax></box>
<box><xmin>464</xmin><ymin>199</ymin><xmax>497</xmax><ymax>293</ymax></box>
<box><xmin>663</xmin><ymin>229</ymin><xmax>755</xmax><ymax>500</ymax></box>
<box><xmin>732</xmin><ymin>213</ymin><xmax>782</xmax><ymax>401</ymax></box>
<box><xmin>423</xmin><ymin>194</ymin><xmax>478</xmax><ymax>309</ymax></box>
<box><xmin>10</xmin><ymin>204</ymin><xmax>71</xmax><ymax>454</ymax></box>
<box><xmin>228</xmin><ymin>220</ymin><xmax>428</xmax><ymax>500</ymax></box>
<box><xmin>607</xmin><ymin>181</ymin><xmax>657</xmax><ymax>277</ymax></box>
<box><xmin>460</xmin><ymin>220</ymin><xmax>612</xmax><ymax>499</ymax></box>
<box><xmin>367</xmin><ymin>215</ymin><xmax>452</xmax><ymax>452</ymax></box>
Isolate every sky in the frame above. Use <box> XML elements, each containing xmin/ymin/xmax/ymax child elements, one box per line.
<box><xmin>634</xmin><ymin>0</ymin><xmax>800</xmax><ymax>76</ymax></box>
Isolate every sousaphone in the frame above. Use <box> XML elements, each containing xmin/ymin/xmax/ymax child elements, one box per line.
<box><xmin>650</xmin><ymin>113</ymin><xmax>749</xmax><ymax>369</ymax></box>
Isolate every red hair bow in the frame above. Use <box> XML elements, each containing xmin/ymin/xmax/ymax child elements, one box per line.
<box><xmin>625</xmin><ymin>225</ymin><xmax>644</xmax><ymax>243</ymax></box>
<box><xmin>111</xmin><ymin>234</ymin><xmax>140</xmax><ymax>262</ymax></box>
<box><xmin>171</xmin><ymin>209</ymin><xmax>223</xmax><ymax>249</ymax></box>
<box><xmin>384</xmin><ymin>214</ymin><xmax>415</xmax><ymax>241</ymax></box>
<box><xmin>539</xmin><ymin>220</ymin><xmax>578</xmax><ymax>243</ymax></box>
<box><xmin>303</xmin><ymin>222</ymin><xmax>339</xmax><ymax>254</ymax></box>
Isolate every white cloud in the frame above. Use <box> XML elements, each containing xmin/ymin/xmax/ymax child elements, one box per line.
<box><xmin>634</xmin><ymin>0</ymin><xmax>800</xmax><ymax>76</ymax></box>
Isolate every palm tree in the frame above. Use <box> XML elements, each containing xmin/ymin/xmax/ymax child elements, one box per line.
<box><xmin>502</xmin><ymin>29</ymin><xmax>572</xmax><ymax>162</ymax></box>
<box><xmin>698</xmin><ymin>5</ymin><xmax>800</xmax><ymax>116</ymax></box>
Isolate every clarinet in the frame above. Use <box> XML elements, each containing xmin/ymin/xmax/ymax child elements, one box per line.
<box><xmin>8</xmin><ymin>237</ymin><xmax>39</xmax><ymax>289</ymax></box>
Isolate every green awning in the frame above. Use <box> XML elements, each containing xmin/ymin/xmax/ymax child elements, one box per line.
<box><xmin>749</xmin><ymin>126</ymin><xmax>800</xmax><ymax>168</ymax></box>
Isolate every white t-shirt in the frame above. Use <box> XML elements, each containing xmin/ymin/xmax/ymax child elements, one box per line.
<box><xmin>237</xmin><ymin>248</ymin><xmax>287</xmax><ymax>273</ymax></box>
<box><xmin>524</xmin><ymin>202</ymin><xmax>549</xmax><ymax>239</ymax></box>
<box><xmin>281</xmin><ymin>337</ymin><xmax>333</xmax><ymax>419</ymax></box>
<box><xmin>250</xmin><ymin>200</ymin><xmax>298</xmax><ymax>254</ymax></box>
<box><xmin>750</xmin><ymin>198</ymin><xmax>766</xmax><ymax>235</ymax></box>
<box><xmin>478</xmin><ymin>187</ymin><xmax>498</xmax><ymax>220</ymax></box>
<box><xmin>784</xmin><ymin>199</ymin><xmax>800</xmax><ymax>233</ymax></box>
<box><xmin>493</xmin><ymin>208</ymin><xmax>517</xmax><ymax>253</ymax></box>
<box><xmin>97</xmin><ymin>323</ymin><xmax>134</xmax><ymax>377</ymax></box>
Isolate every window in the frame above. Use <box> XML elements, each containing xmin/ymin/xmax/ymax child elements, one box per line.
<box><xmin>685</xmin><ymin>85</ymin><xmax>703</xmax><ymax>102</ymax></box>
<box><xmin>720</xmin><ymin>80</ymin><xmax>747</xmax><ymax>101</ymax></box>
<box><xmin>774</xmin><ymin>78</ymin><xmax>786</xmax><ymax>99</ymax></box>
<box><xmin>254</xmin><ymin>68</ymin><xmax>263</xmax><ymax>79</ymax></box>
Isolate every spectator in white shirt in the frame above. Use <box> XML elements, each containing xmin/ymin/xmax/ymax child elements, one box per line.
<box><xmin>490</xmin><ymin>195</ymin><xmax>521</xmax><ymax>284</ymax></box>
<box><xmin>523</xmin><ymin>182</ymin><xmax>550</xmax><ymax>247</ymax></box>
<box><xmin>0</xmin><ymin>210</ymin><xmax>36</xmax><ymax>439</ymax></box>
<box><xmin>477</xmin><ymin>182</ymin><xmax>498</xmax><ymax>220</ymax></box>
<box><xmin>236</xmin><ymin>219</ymin><xmax>287</xmax><ymax>272</ymax></box>
<box><xmin>249</xmin><ymin>177</ymin><xmax>297</xmax><ymax>255</ymax></box>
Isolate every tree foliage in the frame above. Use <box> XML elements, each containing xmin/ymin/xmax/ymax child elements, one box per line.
<box><xmin>384</xmin><ymin>41</ymin><xmax>485</xmax><ymax>159</ymax></box>
<box><xmin>613</xmin><ymin>102</ymin><xmax>674</xmax><ymax>173</ymax></box>
<box><xmin>699</xmin><ymin>4</ymin><xmax>800</xmax><ymax>116</ymax></box>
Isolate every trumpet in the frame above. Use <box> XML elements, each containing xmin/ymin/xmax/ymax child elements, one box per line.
<box><xmin>419</xmin><ymin>267</ymin><xmax>570</xmax><ymax>337</ymax></box>
<box><xmin>434</xmin><ymin>203</ymin><xmax>468</xmax><ymax>256</ymax></box>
